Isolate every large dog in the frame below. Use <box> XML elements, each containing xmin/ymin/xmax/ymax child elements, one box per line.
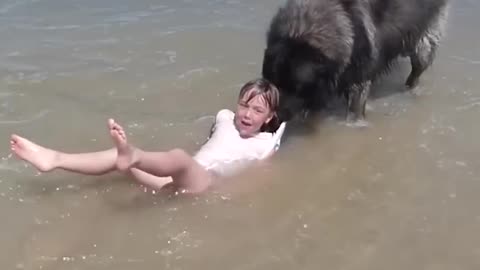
<box><xmin>262</xmin><ymin>0</ymin><xmax>449</xmax><ymax>122</ymax></box>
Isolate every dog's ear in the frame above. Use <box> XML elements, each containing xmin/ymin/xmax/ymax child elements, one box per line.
<box><xmin>262</xmin><ymin>42</ymin><xmax>289</xmax><ymax>83</ymax></box>
<box><xmin>261</xmin><ymin>48</ymin><xmax>274</xmax><ymax>80</ymax></box>
<box><xmin>277</xmin><ymin>108</ymin><xmax>292</xmax><ymax>123</ymax></box>
<box><xmin>277</xmin><ymin>94</ymin><xmax>305</xmax><ymax>122</ymax></box>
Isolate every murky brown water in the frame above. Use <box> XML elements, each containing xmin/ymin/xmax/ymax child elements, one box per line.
<box><xmin>1</xmin><ymin>0</ymin><xmax>479</xmax><ymax>269</ymax></box>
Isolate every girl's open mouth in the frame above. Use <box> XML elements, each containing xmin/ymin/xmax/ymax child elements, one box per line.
<box><xmin>241</xmin><ymin>120</ymin><xmax>252</xmax><ymax>127</ymax></box>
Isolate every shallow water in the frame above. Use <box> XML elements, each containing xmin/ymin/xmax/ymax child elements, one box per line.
<box><xmin>1</xmin><ymin>0</ymin><xmax>479</xmax><ymax>269</ymax></box>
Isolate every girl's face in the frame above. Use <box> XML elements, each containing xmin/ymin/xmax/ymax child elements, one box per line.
<box><xmin>234</xmin><ymin>89</ymin><xmax>274</xmax><ymax>138</ymax></box>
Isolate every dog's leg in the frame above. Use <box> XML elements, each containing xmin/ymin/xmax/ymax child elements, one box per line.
<box><xmin>406</xmin><ymin>37</ymin><xmax>437</xmax><ymax>89</ymax></box>
<box><xmin>346</xmin><ymin>80</ymin><xmax>371</xmax><ymax>122</ymax></box>
<box><xmin>406</xmin><ymin>6</ymin><xmax>448</xmax><ymax>89</ymax></box>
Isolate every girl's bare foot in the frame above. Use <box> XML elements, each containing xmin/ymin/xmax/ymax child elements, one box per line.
<box><xmin>10</xmin><ymin>134</ymin><xmax>59</xmax><ymax>172</ymax></box>
<box><xmin>108</xmin><ymin>119</ymin><xmax>138</xmax><ymax>172</ymax></box>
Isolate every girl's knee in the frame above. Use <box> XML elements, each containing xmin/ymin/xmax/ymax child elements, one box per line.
<box><xmin>168</xmin><ymin>148</ymin><xmax>190</xmax><ymax>160</ymax></box>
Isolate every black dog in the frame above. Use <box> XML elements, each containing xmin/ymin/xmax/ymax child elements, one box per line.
<box><xmin>262</xmin><ymin>0</ymin><xmax>449</xmax><ymax>122</ymax></box>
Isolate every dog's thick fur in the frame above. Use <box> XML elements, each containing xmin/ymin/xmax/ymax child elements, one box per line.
<box><xmin>262</xmin><ymin>0</ymin><xmax>449</xmax><ymax>122</ymax></box>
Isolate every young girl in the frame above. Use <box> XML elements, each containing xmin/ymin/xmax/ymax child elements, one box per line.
<box><xmin>10</xmin><ymin>78</ymin><xmax>286</xmax><ymax>193</ymax></box>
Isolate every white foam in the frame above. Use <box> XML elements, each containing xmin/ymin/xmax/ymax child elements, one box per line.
<box><xmin>6</xmin><ymin>51</ymin><xmax>22</xmax><ymax>57</ymax></box>
<box><xmin>0</xmin><ymin>160</ymin><xmax>22</xmax><ymax>173</ymax></box>
<box><xmin>456</xmin><ymin>101</ymin><xmax>480</xmax><ymax>111</ymax></box>
<box><xmin>449</xmin><ymin>55</ymin><xmax>480</xmax><ymax>65</ymax></box>
<box><xmin>0</xmin><ymin>0</ymin><xmax>29</xmax><ymax>15</ymax></box>
<box><xmin>177</xmin><ymin>67</ymin><xmax>220</xmax><ymax>79</ymax></box>
<box><xmin>0</xmin><ymin>109</ymin><xmax>50</xmax><ymax>125</ymax></box>
<box><xmin>194</xmin><ymin>115</ymin><xmax>215</xmax><ymax>123</ymax></box>
<box><xmin>343</xmin><ymin>119</ymin><xmax>371</xmax><ymax>128</ymax></box>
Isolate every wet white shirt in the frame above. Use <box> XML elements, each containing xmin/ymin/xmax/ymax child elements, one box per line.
<box><xmin>193</xmin><ymin>109</ymin><xmax>284</xmax><ymax>177</ymax></box>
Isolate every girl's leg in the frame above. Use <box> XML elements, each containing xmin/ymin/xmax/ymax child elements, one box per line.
<box><xmin>128</xmin><ymin>149</ymin><xmax>211</xmax><ymax>192</ymax></box>
<box><xmin>128</xmin><ymin>168</ymin><xmax>173</xmax><ymax>191</ymax></box>
<box><xmin>109</xmin><ymin>120</ymin><xmax>211</xmax><ymax>193</ymax></box>
<box><xmin>10</xmin><ymin>134</ymin><xmax>117</xmax><ymax>175</ymax></box>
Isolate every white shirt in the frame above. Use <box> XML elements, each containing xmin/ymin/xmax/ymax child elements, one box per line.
<box><xmin>193</xmin><ymin>109</ymin><xmax>284</xmax><ymax>177</ymax></box>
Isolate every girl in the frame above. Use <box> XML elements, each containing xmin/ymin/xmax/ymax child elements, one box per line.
<box><xmin>10</xmin><ymin>78</ymin><xmax>285</xmax><ymax>193</ymax></box>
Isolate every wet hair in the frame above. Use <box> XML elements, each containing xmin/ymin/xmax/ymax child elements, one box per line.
<box><xmin>238</xmin><ymin>78</ymin><xmax>281</xmax><ymax>133</ymax></box>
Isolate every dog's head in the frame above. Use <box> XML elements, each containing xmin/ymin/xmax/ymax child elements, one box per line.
<box><xmin>262</xmin><ymin>39</ymin><xmax>341</xmax><ymax>121</ymax></box>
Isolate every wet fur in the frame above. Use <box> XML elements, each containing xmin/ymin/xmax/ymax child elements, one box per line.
<box><xmin>262</xmin><ymin>0</ymin><xmax>449</xmax><ymax>122</ymax></box>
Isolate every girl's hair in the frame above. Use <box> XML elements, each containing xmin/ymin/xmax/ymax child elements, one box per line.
<box><xmin>238</xmin><ymin>78</ymin><xmax>281</xmax><ymax>133</ymax></box>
